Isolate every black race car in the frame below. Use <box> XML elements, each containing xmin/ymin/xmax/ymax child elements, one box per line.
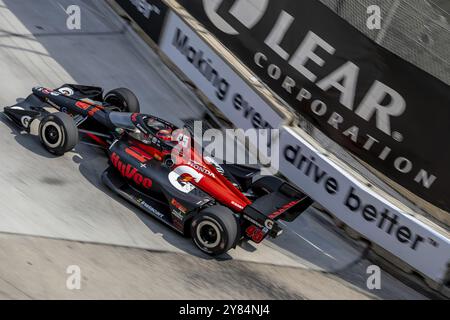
<box><xmin>3</xmin><ymin>84</ymin><xmax>313</xmax><ymax>255</ymax></box>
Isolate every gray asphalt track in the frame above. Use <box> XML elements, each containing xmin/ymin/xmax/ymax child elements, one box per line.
<box><xmin>0</xmin><ymin>0</ymin><xmax>426</xmax><ymax>299</ymax></box>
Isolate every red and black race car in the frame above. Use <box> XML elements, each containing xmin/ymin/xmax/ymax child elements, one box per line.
<box><xmin>3</xmin><ymin>84</ymin><xmax>313</xmax><ymax>255</ymax></box>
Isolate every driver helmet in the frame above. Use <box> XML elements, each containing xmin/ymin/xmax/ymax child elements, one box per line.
<box><xmin>156</xmin><ymin>128</ymin><xmax>173</xmax><ymax>141</ymax></box>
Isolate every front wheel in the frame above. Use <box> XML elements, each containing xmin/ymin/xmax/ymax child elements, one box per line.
<box><xmin>191</xmin><ymin>205</ymin><xmax>239</xmax><ymax>256</ymax></box>
<box><xmin>39</xmin><ymin>112</ymin><xmax>78</xmax><ymax>156</ymax></box>
<box><xmin>104</xmin><ymin>88</ymin><xmax>140</xmax><ymax>113</ymax></box>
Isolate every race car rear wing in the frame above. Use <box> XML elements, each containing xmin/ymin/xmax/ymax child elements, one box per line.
<box><xmin>249</xmin><ymin>183</ymin><xmax>312</xmax><ymax>220</ymax></box>
<box><xmin>242</xmin><ymin>181</ymin><xmax>313</xmax><ymax>237</ymax></box>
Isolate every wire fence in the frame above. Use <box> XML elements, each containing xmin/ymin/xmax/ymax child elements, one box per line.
<box><xmin>318</xmin><ymin>0</ymin><xmax>450</xmax><ymax>85</ymax></box>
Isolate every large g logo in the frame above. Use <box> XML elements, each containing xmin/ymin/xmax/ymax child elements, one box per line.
<box><xmin>203</xmin><ymin>0</ymin><xmax>269</xmax><ymax>35</ymax></box>
<box><xmin>168</xmin><ymin>165</ymin><xmax>203</xmax><ymax>193</ymax></box>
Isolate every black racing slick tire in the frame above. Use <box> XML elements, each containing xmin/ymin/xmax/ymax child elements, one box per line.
<box><xmin>39</xmin><ymin>112</ymin><xmax>78</xmax><ymax>156</ymax></box>
<box><xmin>104</xmin><ymin>88</ymin><xmax>140</xmax><ymax>113</ymax></box>
<box><xmin>250</xmin><ymin>175</ymin><xmax>284</xmax><ymax>196</ymax></box>
<box><xmin>191</xmin><ymin>205</ymin><xmax>239</xmax><ymax>256</ymax></box>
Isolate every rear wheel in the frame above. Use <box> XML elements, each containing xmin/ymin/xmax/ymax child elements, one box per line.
<box><xmin>39</xmin><ymin>112</ymin><xmax>78</xmax><ymax>156</ymax></box>
<box><xmin>191</xmin><ymin>205</ymin><xmax>239</xmax><ymax>256</ymax></box>
<box><xmin>250</xmin><ymin>175</ymin><xmax>284</xmax><ymax>197</ymax></box>
<box><xmin>104</xmin><ymin>88</ymin><xmax>140</xmax><ymax>113</ymax></box>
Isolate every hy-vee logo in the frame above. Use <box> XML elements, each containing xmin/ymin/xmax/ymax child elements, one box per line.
<box><xmin>111</xmin><ymin>152</ymin><xmax>152</xmax><ymax>188</ymax></box>
<box><xmin>202</xmin><ymin>0</ymin><xmax>407</xmax><ymax>138</ymax></box>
